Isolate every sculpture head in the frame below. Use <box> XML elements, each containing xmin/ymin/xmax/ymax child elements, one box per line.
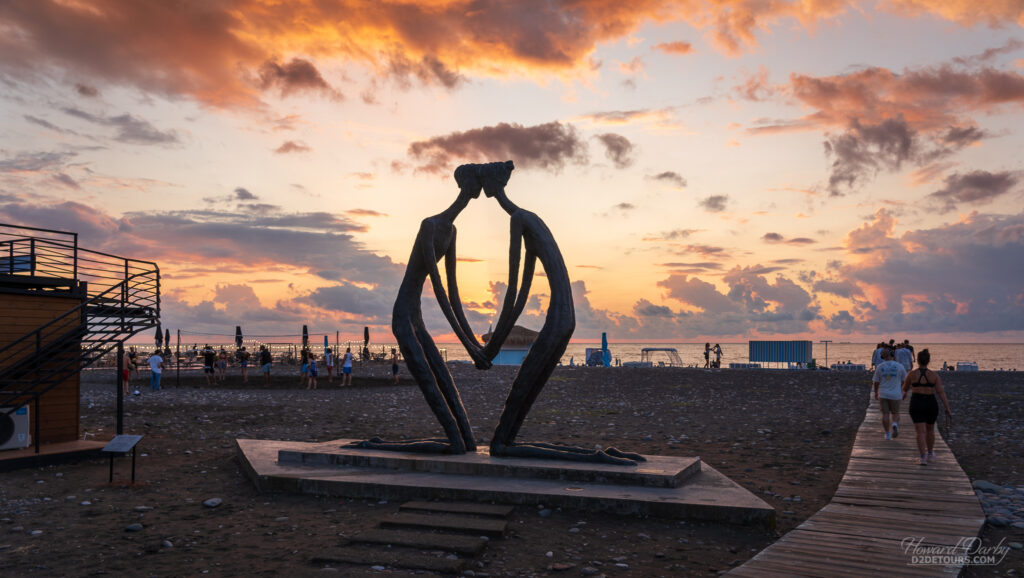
<box><xmin>454</xmin><ymin>164</ymin><xmax>483</xmax><ymax>198</ymax></box>
<box><xmin>481</xmin><ymin>160</ymin><xmax>514</xmax><ymax>198</ymax></box>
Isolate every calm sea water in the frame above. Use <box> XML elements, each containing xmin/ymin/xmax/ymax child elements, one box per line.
<box><xmin>435</xmin><ymin>342</ymin><xmax>1024</xmax><ymax>371</ymax></box>
<box><xmin>163</xmin><ymin>340</ymin><xmax>1024</xmax><ymax>371</ymax></box>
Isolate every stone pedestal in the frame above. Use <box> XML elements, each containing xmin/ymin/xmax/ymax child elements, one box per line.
<box><xmin>237</xmin><ymin>438</ymin><xmax>774</xmax><ymax>527</ymax></box>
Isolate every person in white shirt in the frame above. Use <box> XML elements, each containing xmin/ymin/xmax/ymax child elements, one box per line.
<box><xmin>873</xmin><ymin>349</ymin><xmax>907</xmax><ymax>439</ymax></box>
<box><xmin>148</xmin><ymin>351</ymin><xmax>164</xmax><ymax>392</ymax></box>
<box><xmin>894</xmin><ymin>344</ymin><xmax>914</xmax><ymax>372</ymax></box>
<box><xmin>341</xmin><ymin>347</ymin><xmax>354</xmax><ymax>387</ymax></box>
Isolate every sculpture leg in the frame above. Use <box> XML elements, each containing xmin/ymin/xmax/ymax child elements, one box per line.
<box><xmin>349</xmin><ymin>316</ymin><xmax>467</xmax><ymax>454</ymax></box>
<box><xmin>489</xmin><ymin>319</ymin><xmax>643</xmax><ymax>466</ymax></box>
<box><xmin>415</xmin><ymin>322</ymin><xmax>477</xmax><ymax>452</ymax></box>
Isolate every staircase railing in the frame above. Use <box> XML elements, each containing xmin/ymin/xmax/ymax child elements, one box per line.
<box><xmin>0</xmin><ymin>224</ymin><xmax>159</xmax><ymax>450</ymax></box>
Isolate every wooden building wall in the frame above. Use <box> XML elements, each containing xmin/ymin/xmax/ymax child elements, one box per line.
<box><xmin>0</xmin><ymin>292</ymin><xmax>82</xmax><ymax>444</ymax></box>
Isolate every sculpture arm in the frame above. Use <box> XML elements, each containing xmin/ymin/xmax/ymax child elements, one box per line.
<box><xmin>482</xmin><ymin>219</ymin><xmax>526</xmax><ymax>359</ymax></box>
<box><xmin>420</xmin><ymin>222</ymin><xmax>487</xmax><ymax>360</ymax></box>
<box><xmin>445</xmin><ymin>228</ymin><xmax>482</xmax><ymax>349</ymax></box>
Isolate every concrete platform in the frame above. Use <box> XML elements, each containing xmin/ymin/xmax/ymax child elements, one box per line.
<box><xmin>278</xmin><ymin>440</ymin><xmax>700</xmax><ymax>488</ymax></box>
<box><xmin>237</xmin><ymin>438</ymin><xmax>774</xmax><ymax>527</ymax></box>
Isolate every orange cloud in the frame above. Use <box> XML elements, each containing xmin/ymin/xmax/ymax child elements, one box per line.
<box><xmin>652</xmin><ymin>41</ymin><xmax>694</xmax><ymax>55</ymax></box>
<box><xmin>2</xmin><ymin>0</ymin><xmax>1022</xmax><ymax>111</ymax></box>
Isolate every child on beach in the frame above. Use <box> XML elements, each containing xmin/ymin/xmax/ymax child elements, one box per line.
<box><xmin>307</xmin><ymin>354</ymin><xmax>318</xmax><ymax>390</ymax></box>
<box><xmin>299</xmin><ymin>348</ymin><xmax>309</xmax><ymax>387</ymax></box>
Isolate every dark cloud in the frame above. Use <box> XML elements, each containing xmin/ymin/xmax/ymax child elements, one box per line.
<box><xmin>612</xmin><ymin>203</ymin><xmax>635</xmax><ymax>212</ymax></box>
<box><xmin>233</xmin><ymin>187</ymin><xmax>257</xmax><ymax>200</ymax></box>
<box><xmin>644</xmin><ymin>228</ymin><xmax>699</xmax><ymax>241</ymax></box>
<box><xmin>824</xmin><ymin>117</ymin><xmax>915</xmax><ymax>195</ymax></box>
<box><xmin>594</xmin><ymin>133</ymin><xmax>635</xmax><ymax>168</ymax></box>
<box><xmin>52</xmin><ymin>173</ymin><xmax>80</xmax><ymax>189</ymax></box>
<box><xmin>763</xmin><ymin>232</ymin><xmax>784</xmax><ymax>243</ymax></box>
<box><xmin>385</xmin><ymin>51</ymin><xmax>465</xmax><ymax>89</ymax></box>
<box><xmin>646</xmin><ymin>171</ymin><xmax>687</xmax><ymax>188</ymax></box>
<box><xmin>652</xmin><ymin>41</ymin><xmax>693</xmax><ymax>56</ymax></box>
<box><xmin>659</xmin><ymin>262</ymin><xmax>721</xmax><ymax>270</ymax></box>
<box><xmin>679</xmin><ymin>244</ymin><xmax>726</xmax><ymax>257</ymax></box>
<box><xmin>952</xmin><ymin>38</ymin><xmax>1024</xmax><ymax>67</ymax></box>
<box><xmin>274</xmin><ymin>140</ymin><xmax>311</xmax><ymax>154</ymax></box>
<box><xmin>699</xmin><ymin>195</ymin><xmax>728</xmax><ymax>212</ymax></box>
<box><xmin>787</xmin><ymin>237</ymin><xmax>816</xmax><ymax>245</ymax></box>
<box><xmin>829</xmin><ymin>210</ymin><xmax>1024</xmax><ymax>334</ymax></box>
<box><xmin>305</xmin><ymin>283</ymin><xmax>395</xmax><ymax>322</ymax></box>
<box><xmin>407</xmin><ymin>121</ymin><xmax>587</xmax><ymax>174</ymax></box>
<box><xmin>62</xmin><ymin>107</ymin><xmax>178</xmax><ymax>145</ymax></box>
<box><xmin>75</xmin><ymin>83</ymin><xmax>98</xmax><ymax>97</ymax></box>
<box><xmin>258</xmin><ymin>58</ymin><xmax>340</xmax><ymax>99</ymax></box>
<box><xmin>928</xmin><ymin>170</ymin><xmax>1020</xmax><ymax>213</ymax></box>
<box><xmin>0</xmin><ymin>151</ymin><xmax>76</xmax><ymax>173</ymax></box>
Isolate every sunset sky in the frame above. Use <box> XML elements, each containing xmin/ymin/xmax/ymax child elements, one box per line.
<box><xmin>2</xmin><ymin>0</ymin><xmax>1023</xmax><ymax>344</ymax></box>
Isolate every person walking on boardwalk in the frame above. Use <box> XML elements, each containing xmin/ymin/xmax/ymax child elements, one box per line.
<box><xmin>259</xmin><ymin>345</ymin><xmax>272</xmax><ymax>386</ymax></box>
<box><xmin>873</xmin><ymin>348</ymin><xmax>906</xmax><ymax>439</ymax></box>
<box><xmin>894</xmin><ymin>343</ymin><xmax>914</xmax><ymax>373</ymax></box>
<box><xmin>703</xmin><ymin>343</ymin><xmax>711</xmax><ymax>368</ymax></box>
<box><xmin>713</xmin><ymin>343</ymin><xmax>723</xmax><ymax>368</ymax></box>
<box><xmin>391</xmin><ymin>348</ymin><xmax>400</xmax><ymax>384</ymax></box>
<box><xmin>902</xmin><ymin>349</ymin><xmax>953</xmax><ymax>465</ymax></box>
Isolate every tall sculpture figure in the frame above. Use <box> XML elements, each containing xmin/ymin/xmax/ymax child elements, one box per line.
<box><xmin>351</xmin><ymin>165</ymin><xmax>490</xmax><ymax>454</ymax></box>
<box><xmin>479</xmin><ymin>161</ymin><xmax>644</xmax><ymax>466</ymax></box>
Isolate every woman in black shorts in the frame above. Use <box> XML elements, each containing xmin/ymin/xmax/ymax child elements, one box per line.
<box><xmin>901</xmin><ymin>349</ymin><xmax>952</xmax><ymax>465</ymax></box>
<box><xmin>390</xmin><ymin>348</ymin><xmax>400</xmax><ymax>384</ymax></box>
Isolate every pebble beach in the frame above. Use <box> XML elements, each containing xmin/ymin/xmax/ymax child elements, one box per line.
<box><xmin>0</xmin><ymin>364</ymin><xmax>1020</xmax><ymax>576</ymax></box>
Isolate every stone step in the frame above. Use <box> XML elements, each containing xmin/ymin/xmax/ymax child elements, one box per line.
<box><xmin>312</xmin><ymin>546</ymin><xmax>465</xmax><ymax>574</ymax></box>
<box><xmin>348</xmin><ymin>528</ymin><xmax>489</xmax><ymax>555</ymax></box>
<box><xmin>399</xmin><ymin>500</ymin><xmax>514</xmax><ymax>518</ymax></box>
<box><xmin>381</xmin><ymin>512</ymin><xmax>508</xmax><ymax>537</ymax></box>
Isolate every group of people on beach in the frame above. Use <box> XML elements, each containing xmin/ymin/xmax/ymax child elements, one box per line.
<box><xmin>703</xmin><ymin>343</ymin><xmax>723</xmax><ymax>368</ymax></box>
<box><xmin>297</xmin><ymin>347</ymin><xmax>355</xmax><ymax>389</ymax></box>
<box><xmin>872</xmin><ymin>344</ymin><xmax>953</xmax><ymax>466</ymax></box>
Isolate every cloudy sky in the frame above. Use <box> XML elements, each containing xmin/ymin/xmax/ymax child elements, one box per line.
<box><xmin>2</xmin><ymin>1</ymin><xmax>1023</xmax><ymax>344</ymax></box>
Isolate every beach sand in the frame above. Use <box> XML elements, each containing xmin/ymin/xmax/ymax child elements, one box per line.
<box><xmin>0</xmin><ymin>365</ymin><xmax>1020</xmax><ymax>575</ymax></box>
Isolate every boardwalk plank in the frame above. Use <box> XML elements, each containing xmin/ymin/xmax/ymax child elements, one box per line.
<box><xmin>727</xmin><ymin>389</ymin><xmax>983</xmax><ymax>577</ymax></box>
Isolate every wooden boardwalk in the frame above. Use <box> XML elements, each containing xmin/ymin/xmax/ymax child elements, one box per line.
<box><xmin>730</xmin><ymin>390</ymin><xmax>985</xmax><ymax>577</ymax></box>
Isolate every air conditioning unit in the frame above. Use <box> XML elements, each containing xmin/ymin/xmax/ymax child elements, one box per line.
<box><xmin>0</xmin><ymin>406</ymin><xmax>31</xmax><ymax>451</ymax></box>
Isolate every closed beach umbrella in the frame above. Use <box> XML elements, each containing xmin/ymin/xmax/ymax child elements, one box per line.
<box><xmin>601</xmin><ymin>332</ymin><xmax>608</xmax><ymax>351</ymax></box>
<box><xmin>302</xmin><ymin>325</ymin><xmax>309</xmax><ymax>347</ymax></box>
<box><xmin>363</xmin><ymin>326</ymin><xmax>370</xmax><ymax>346</ymax></box>
<box><xmin>235</xmin><ymin>325</ymin><xmax>243</xmax><ymax>348</ymax></box>
<box><xmin>601</xmin><ymin>332</ymin><xmax>611</xmax><ymax>367</ymax></box>
<box><xmin>324</xmin><ymin>335</ymin><xmax>329</xmax><ymax>350</ymax></box>
<box><xmin>154</xmin><ymin>323</ymin><xmax>163</xmax><ymax>347</ymax></box>
<box><xmin>165</xmin><ymin>329</ymin><xmax>170</xmax><ymax>348</ymax></box>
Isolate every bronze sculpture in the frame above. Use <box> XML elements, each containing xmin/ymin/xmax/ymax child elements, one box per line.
<box><xmin>352</xmin><ymin>161</ymin><xmax>643</xmax><ymax>466</ymax></box>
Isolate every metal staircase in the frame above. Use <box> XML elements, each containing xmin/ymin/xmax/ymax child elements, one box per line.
<box><xmin>0</xmin><ymin>224</ymin><xmax>159</xmax><ymax>451</ymax></box>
